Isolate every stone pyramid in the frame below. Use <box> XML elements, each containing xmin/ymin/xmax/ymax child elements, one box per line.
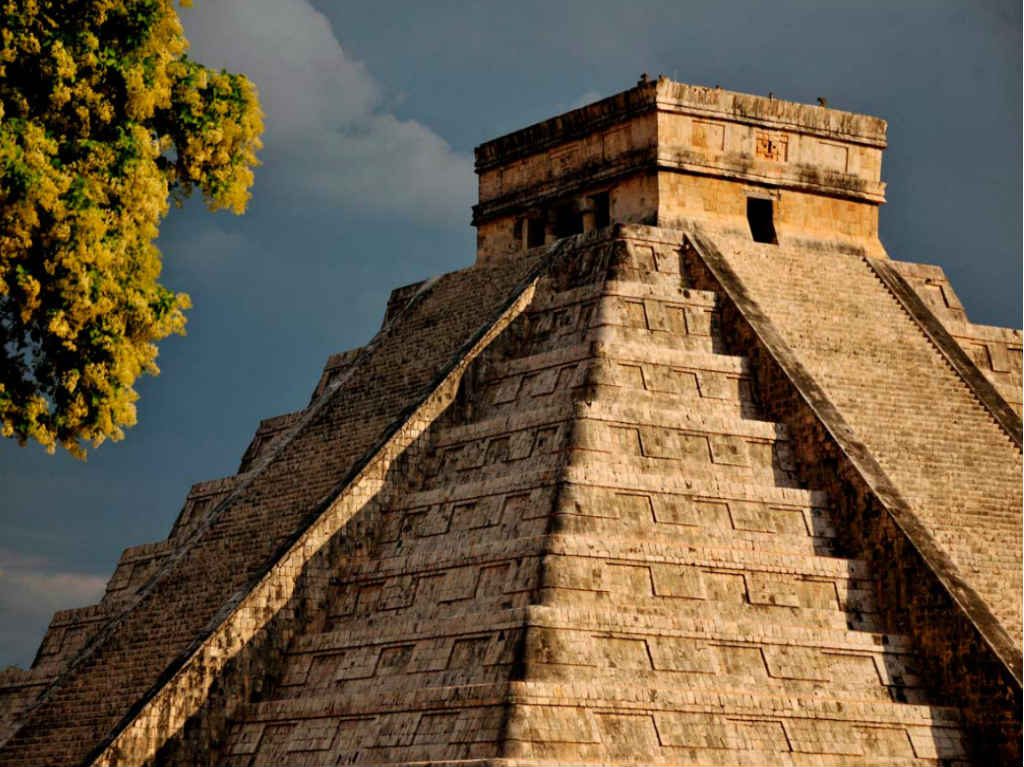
<box><xmin>0</xmin><ymin>77</ymin><xmax>1020</xmax><ymax>767</ymax></box>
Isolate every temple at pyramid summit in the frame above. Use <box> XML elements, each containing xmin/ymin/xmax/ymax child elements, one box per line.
<box><xmin>1</xmin><ymin>76</ymin><xmax>1022</xmax><ymax>766</ymax></box>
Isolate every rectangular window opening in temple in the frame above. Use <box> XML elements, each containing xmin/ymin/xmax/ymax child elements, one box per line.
<box><xmin>526</xmin><ymin>217</ymin><xmax>545</xmax><ymax>248</ymax></box>
<box><xmin>591</xmin><ymin>191</ymin><xmax>611</xmax><ymax>228</ymax></box>
<box><xmin>747</xmin><ymin>196</ymin><xmax>778</xmax><ymax>244</ymax></box>
<box><xmin>552</xmin><ymin>201</ymin><xmax>583</xmax><ymax>238</ymax></box>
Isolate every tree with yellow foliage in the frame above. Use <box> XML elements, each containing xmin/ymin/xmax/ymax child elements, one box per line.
<box><xmin>0</xmin><ymin>0</ymin><xmax>262</xmax><ymax>456</ymax></box>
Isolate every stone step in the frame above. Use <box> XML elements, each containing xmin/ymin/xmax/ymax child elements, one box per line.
<box><xmin>539</xmin><ymin>546</ymin><xmax>876</xmax><ymax>619</ymax></box>
<box><xmin>517</xmin><ymin>665</ymin><xmax>917</xmax><ymax>704</ymax></box>
<box><xmin>0</xmin><ymin>667</ymin><xmax>56</xmax><ymax>722</ymax></box>
<box><xmin>509</xmin><ymin>679</ymin><xmax>963</xmax><ymax>730</ymax></box>
<box><xmin>585</xmin><ymin>384</ymin><xmax>759</xmax><ymax>421</ymax></box>
<box><xmin>396</xmin><ymin>472</ymin><xmax>838</xmax><ymax>560</ymax></box>
<box><xmin>101</xmin><ymin>538</ymin><xmax>181</xmax><ymax>606</ymax></box>
<box><xmin>506</xmin><ymin>693</ymin><xmax>966</xmax><ymax>765</ymax></box>
<box><xmin>570</xmin><ymin>449</ymin><xmax>801</xmax><ymax>490</ymax></box>
<box><xmin>590</xmin><ymin>291</ymin><xmax>717</xmax><ymax>340</ymax></box>
<box><xmin>478</xmin><ymin>366</ymin><xmax>589</xmax><ymax>415</ymax></box>
<box><xmin>432</xmin><ymin>403</ymin><xmax>571</xmax><ymax>447</ymax></box>
<box><xmin>398</xmin><ymin>466</ymin><xmax>828</xmax><ymax>512</ymax></box>
<box><xmin>230</xmin><ymin>682</ymin><xmax>965</xmax><ymax>765</ymax></box>
<box><xmin>372</xmin><ymin>485</ymin><xmax>843</xmax><ymax>561</ymax></box>
<box><xmin>423</xmin><ymin>441</ymin><xmax>798</xmax><ymax>494</ymax></box>
<box><xmin>481</xmin><ymin>339</ymin><xmax>746</xmax><ymax>383</ymax></box>
<box><xmin>426</xmin><ymin>410</ymin><xmax>797</xmax><ymax>491</ymax></box>
<box><xmin>586</xmin><ymin>324</ymin><xmax>719</xmax><ymax>354</ymax></box>
<box><xmin>323</xmin><ymin>571</ymin><xmax>880</xmax><ymax>639</ymax></box>
<box><xmin>320</xmin><ymin>528</ymin><xmax>881</xmax><ymax>634</ymax></box>
<box><xmin>524</xmin><ymin>603</ymin><xmax>913</xmax><ymax>655</ymax></box>
<box><xmin>26</xmin><ymin>601</ymin><xmax>125</xmax><ymax>677</ymax></box>
<box><xmin>331</xmin><ymin>530</ymin><xmax>870</xmax><ymax>588</ymax></box>
<box><xmin>551</xmin><ymin>514</ymin><xmax>841</xmax><ymax>557</ymax></box>
<box><xmin>330</xmin><ymin>537</ymin><xmax>543</xmax><ymax>582</ymax></box>
<box><xmin>225</xmin><ymin>686</ymin><xmax>507</xmax><ymax>763</ymax></box>
<box><xmin>236</xmin><ymin>682</ymin><xmax>508</xmax><ymax>720</ymax></box>
<box><xmin>557</xmin><ymin>478</ymin><xmax>833</xmax><ymax>534</ymax></box>
<box><xmin>326</xmin><ymin>751</ymin><xmax>966</xmax><ymax>766</ymax></box>
<box><xmin>234</xmin><ymin>743</ymin><xmax>965</xmax><ymax>767</ymax></box>
<box><xmin>419</xmin><ymin>449</ymin><xmax>565</xmax><ymax>491</ymax></box>
<box><xmin>481</xmin><ymin>342</ymin><xmax>592</xmax><ymax>380</ymax></box>
<box><xmin>286</xmin><ymin>604</ymin><xmax>915</xmax><ymax>663</ymax></box>
<box><xmin>590</xmin><ymin>339</ymin><xmax>747</xmax><ymax>373</ymax></box>
<box><xmin>267</xmin><ymin>659</ymin><xmax>919</xmax><ymax>710</ymax></box>
<box><xmin>535</xmin><ymin>588</ymin><xmax>880</xmax><ymax>633</ymax></box>
<box><xmin>578</xmin><ymin>398</ymin><xmax>783</xmax><ymax>438</ymax></box>
<box><xmin>544</xmin><ymin>533</ymin><xmax>868</xmax><ymax>578</ymax></box>
<box><xmin>528</xmin><ymin>280</ymin><xmax>716</xmax><ymax>315</ymax></box>
<box><xmin>601</xmin><ymin>279</ymin><xmax>717</xmax><ymax>306</ymax></box>
<box><xmin>478</xmin><ymin>356</ymin><xmax>761</xmax><ymax>423</ymax></box>
<box><xmin>561</xmin><ymin>464</ymin><xmax>829</xmax><ymax>507</ymax></box>
<box><xmin>433</xmin><ymin>393</ymin><xmax>781</xmax><ymax>451</ymax></box>
<box><xmin>431</xmin><ymin>398</ymin><xmax>783</xmax><ymax>455</ymax></box>
<box><xmin>290</xmin><ymin>606</ymin><xmax>529</xmax><ymax>655</ymax></box>
<box><xmin>269</xmin><ymin>622</ymin><xmax>925</xmax><ymax>706</ymax></box>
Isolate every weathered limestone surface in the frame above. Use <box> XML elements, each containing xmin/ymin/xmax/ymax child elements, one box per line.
<box><xmin>206</xmin><ymin>231</ymin><xmax>979</xmax><ymax>765</ymax></box>
<box><xmin>0</xmin><ymin>77</ymin><xmax>1019</xmax><ymax>766</ymax></box>
<box><xmin>888</xmin><ymin>260</ymin><xmax>1022</xmax><ymax>415</ymax></box>
<box><xmin>0</xmin><ymin>255</ymin><xmax>543</xmax><ymax>766</ymax></box>
<box><xmin>692</xmin><ymin>230</ymin><xmax>1022</xmax><ymax>646</ymax></box>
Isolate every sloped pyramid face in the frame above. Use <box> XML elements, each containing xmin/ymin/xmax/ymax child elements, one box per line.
<box><xmin>210</xmin><ymin>229</ymin><xmax>977</xmax><ymax>766</ymax></box>
<box><xmin>0</xmin><ymin>79</ymin><xmax>1020</xmax><ymax>767</ymax></box>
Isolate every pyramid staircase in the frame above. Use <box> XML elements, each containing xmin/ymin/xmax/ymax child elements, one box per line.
<box><xmin>2</xmin><ymin>77</ymin><xmax>1021</xmax><ymax>767</ymax></box>
<box><xmin>212</xmin><ymin>231</ymin><xmax>969</xmax><ymax>766</ymax></box>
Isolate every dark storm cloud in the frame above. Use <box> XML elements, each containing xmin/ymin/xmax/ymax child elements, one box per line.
<box><xmin>0</xmin><ymin>0</ymin><xmax>1019</xmax><ymax>667</ymax></box>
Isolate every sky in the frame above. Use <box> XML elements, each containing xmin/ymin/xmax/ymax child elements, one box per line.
<box><xmin>0</xmin><ymin>0</ymin><xmax>1020</xmax><ymax>669</ymax></box>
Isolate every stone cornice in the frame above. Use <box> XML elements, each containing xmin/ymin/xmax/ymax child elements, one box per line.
<box><xmin>475</xmin><ymin>77</ymin><xmax>886</xmax><ymax>172</ymax></box>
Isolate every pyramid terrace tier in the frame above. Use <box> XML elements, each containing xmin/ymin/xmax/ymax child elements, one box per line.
<box><xmin>223</xmin><ymin>682</ymin><xmax>967</xmax><ymax>766</ymax></box>
<box><xmin>205</xmin><ymin>227</ymin><xmax>986</xmax><ymax>766</ymax></box>
<box><xmin>303</xmin><ymin>534</ymin><xmax>882</xmax><ymax>629</ymax></box>
<box><xmin>263</xmin><ymin>603</ymin><xmax>929</xmax><ymax>709</ymax></box>
<box><xmin>1</xmin><ymin>207</ymin><xmax>1019</xmax><ymax>765</ymax></box>
<box><xmin>479</xmin><ymin>342</ymin><xmax>760</xmax><ymax>420</ymax></box>
<box><xmin>383</xmin><ymin>471</ymin><xmax>843</xmax><ymax>558</ymax></box>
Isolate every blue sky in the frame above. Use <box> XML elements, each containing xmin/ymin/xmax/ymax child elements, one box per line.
<box><xmin>1</xmin><ymin>0</ymin><xmax>1020</xmax><ymax>668</ymax></box>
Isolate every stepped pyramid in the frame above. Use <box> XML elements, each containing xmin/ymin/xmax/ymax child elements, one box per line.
<box><xmin>1</xmin><ymin>77</ymin><xmax>1021</xmax><ymax>767</ymax></box>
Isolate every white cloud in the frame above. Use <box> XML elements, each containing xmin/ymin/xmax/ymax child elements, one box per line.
<box><xmin>0</xmin><ymin>549</ymin><xmax>107</xmax><ymax>667</ymax></box>
<box><xmin>180</xmin><ymin>0</ymin><xmax>474</xmax><ymax>226</ymax></box>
